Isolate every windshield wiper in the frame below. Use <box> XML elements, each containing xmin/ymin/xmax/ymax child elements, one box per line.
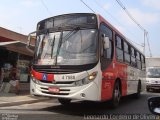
<box><xmin>62</xmin><ymin>27</ymin><xmax>80</xmax><ymax>41</ymax></box>
<box><xmin>55</xmin><ymin>27</ymin><xmax>80</xmax><ymax>65</ymax></box>
<box><xmin>51</xmin><ymin>35</ymin><xmax>55</xmax><ymax>58</ymax></box>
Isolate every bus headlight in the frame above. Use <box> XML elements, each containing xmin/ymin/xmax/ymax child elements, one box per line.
<box><xmin>31</xmin><ymin>76</ymin><xmax>40</xmax><ymax>84</ymax></box>
<box><xmin>88</xmin><ymin>72</ymin><xmax>97</xmax><ymax>80</ymax></box>
<box><xmin>74</xmin><ymin>71</ymin><xmax>98</xmax><ymax>86</ymax></box>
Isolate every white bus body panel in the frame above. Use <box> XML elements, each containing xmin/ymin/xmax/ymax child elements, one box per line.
<box><xmin>127</xmin><ymin>66</ymin><xmax>146</xmax><ymax>95</ymax></box>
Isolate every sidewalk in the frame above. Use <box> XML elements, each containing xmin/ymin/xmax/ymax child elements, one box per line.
<box><xmin>0</xmin><ymin>92</ymin><xmax>50</xmax><ymax>107</ymax></box>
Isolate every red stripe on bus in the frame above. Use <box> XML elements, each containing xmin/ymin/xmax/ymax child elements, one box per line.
<box><xmin>31</xmin><ymin>69</ymin><xmax>54</xmax><ymax>81</ymax></box>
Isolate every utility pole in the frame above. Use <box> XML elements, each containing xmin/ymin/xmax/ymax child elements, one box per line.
<box><xmin>143</xmin><ymin>30</ymin><xmax>146</xmax><ymax>55</ymax></box>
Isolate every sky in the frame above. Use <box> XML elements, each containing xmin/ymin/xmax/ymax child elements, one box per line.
<box><xmin>0</xmin><ymin>0</ymin><xmax>160</xmax><ymax>57</ymax></box>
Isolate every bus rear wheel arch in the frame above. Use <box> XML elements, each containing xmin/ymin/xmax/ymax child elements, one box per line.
<box><xmin>133</xmin><ymin>80</ymin><xmax>141</xmax><ymax>98</ymax></box>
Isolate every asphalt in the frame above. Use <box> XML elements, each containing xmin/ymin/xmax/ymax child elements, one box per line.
<box><xmin>0</xmin><ymin>92</ymin><xmax>50</xmax><ymax>107</ymax></box>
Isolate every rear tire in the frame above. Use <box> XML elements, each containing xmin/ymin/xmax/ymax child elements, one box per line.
<box><xmin>58</xmin><ymin>98</ymin><xmax>71</xmax><ymax>105</ymax></box>
<box><xmin>134</xmin><ymin>81</ymin><xmax>141</xmax><ymax>99</ymax></box>
<box><xmin>110</xmin><ymin>80</ymin><xmax>121</xmax><ymax>108</ymax></box>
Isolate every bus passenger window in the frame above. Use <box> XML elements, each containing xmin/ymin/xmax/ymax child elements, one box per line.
<box><xmin>116</xmin><ymin>36</ymin><xmax>124</xmax><ymax>62</ymax></box>
<box><xmin>136</xmin><ymin>52</ymin><xmax>142</xmax><ymax>69</ymax></box>
<box><xmin>141</xmin><ymin>55</ymin><xmax>146</xmax><ymax>69</ymax></box>
<box><xmin>131</xmin><ymin>47</ymin><xmax>136</xmax><ymax>67</ymax></box>
<box><xmin>124</xmin><ymin>41</ymin><xmax>130</xmax><ymax>64</ymax></box>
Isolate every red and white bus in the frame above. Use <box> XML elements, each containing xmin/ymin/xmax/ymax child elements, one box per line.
<box><xmin>28</xmin><ymin>13</ymin><xmax>146</xmax><ymax>107</ymax></box>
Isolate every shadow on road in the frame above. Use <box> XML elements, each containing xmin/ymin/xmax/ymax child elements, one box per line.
<box><xmin>41</xmin><ymin>94</ymin><xmax>151</xmax><ymax>117</ymax></box>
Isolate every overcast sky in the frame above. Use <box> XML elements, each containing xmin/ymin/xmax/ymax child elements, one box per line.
<box><xmin>0</xmin><ymin>0</ymin><xmax>160</xmax><ymax>57</ymax></box>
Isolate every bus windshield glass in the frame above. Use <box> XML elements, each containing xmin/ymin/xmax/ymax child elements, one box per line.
<box><xmin>34</xmin><ymin>29</ymin><xmax>98</xmax><ymax>66</ymax></box>
<box><xmin>147</xmin><ymin>68</ymin><xmax>160</xmax><ymax>78</ymax></box>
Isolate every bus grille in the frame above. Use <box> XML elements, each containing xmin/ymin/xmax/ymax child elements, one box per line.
<box><xmin>39</xmin><ymin>80</ymin><xmax>75</xmax><ymax>87</ymax></box>
<box><xmin>33</xmin><ymin>68</ymin><xmax>78</xmax><ymax>74</ymax></box>
<box><xmin>42</xmin><ymin>91</ymin><xmax>69</xmax><ymax>96</ymax></box>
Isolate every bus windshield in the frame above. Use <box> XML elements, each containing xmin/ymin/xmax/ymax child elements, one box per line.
<box><xmin>34</xmin><ymin>29</ymin><xmax>98</xmax><ymax>66</ymax></box>
<box><xmin>147</xmin><ymin>68</ymin><xmax>160</xmax><ymax>78</ymax></box>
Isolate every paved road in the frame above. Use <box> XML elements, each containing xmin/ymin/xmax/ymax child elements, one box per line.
<box><xmin>0</xmin><ymin>92</ymin><xmax>160</xmax><ymax>120</ymax></box>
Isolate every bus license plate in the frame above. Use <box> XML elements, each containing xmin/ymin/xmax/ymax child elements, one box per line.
<box><xmin>48</xmin><ymin>87</ymin><xmax>60</xmax><ymax>93</ymax></box>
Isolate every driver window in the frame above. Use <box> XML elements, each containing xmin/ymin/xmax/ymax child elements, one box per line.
<box><xmin>100</xmin><ymin>24</ymin><xmax>113</xmax><ymax>59</ymax></box>
<box><xmin>100</xmin><ymin>23</ymin><xmax>113</xmax><ymax>71</ymax></box>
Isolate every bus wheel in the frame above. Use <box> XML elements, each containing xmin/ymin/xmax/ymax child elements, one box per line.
<box><xmin>58</xmin><ymin>98</ymin><xmax>71</xmax><ymax>105</ymax></box>
<box><xmin>134</xmin><ymin>81</ymin><xmax>141</xmax><ymax>99</ymax></box>
<box><xmin>111</xmin><ymin>81</ymin><xmax>121</xmax><ymax>108</ymax></box>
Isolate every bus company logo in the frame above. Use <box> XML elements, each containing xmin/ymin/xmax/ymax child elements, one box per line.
<box><xmin>43</xmin><ymin>73</ymin><xmax>48</xmax><ymax>80</ymax></box>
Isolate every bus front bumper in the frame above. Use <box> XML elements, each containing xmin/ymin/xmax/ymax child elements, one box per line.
<box><xmin>30</xmin><ymin>79</ymin><xmax>100</xmax><ymax>101</ymax></box>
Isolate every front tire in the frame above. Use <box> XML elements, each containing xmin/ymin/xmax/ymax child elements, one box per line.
<box><xmin>58</xmin><ymin>98</ymin><xmax>71</xmax><ymax>105</ymax></box>
<box><xmin>111</xmin><ymin>80</ymin><xmax>121</xmax><ymax>108</ymax></box>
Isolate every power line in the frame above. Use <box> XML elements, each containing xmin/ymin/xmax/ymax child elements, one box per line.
<box><xmin>40</xmin><ymin>0</ymin><xmax>52</xmax><ymax>16</ymax></box>
<box><xmin>115</xmin><ymin>0</ymin><xmax>152</xmax><ymax>56</ymax></box>
<box><xmin>94</xmin><ymin>0</ymin><xmax>143</xmax><ymax>47</ymax></box>
<box><xmin>95</xmin><ymin>0</ymin><xmax>121</xmax><ymax>26</ymax></box>
<box><xmin>115</xmin><ymin>0</ymin><xmax>145</xmax><ymax>31</ymax></box>
<box><xmin>80</xmin><ymin>0</ymin><xmax>95</xmax><ymax>13</ymax></box>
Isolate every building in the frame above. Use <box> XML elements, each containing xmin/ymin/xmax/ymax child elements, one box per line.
<box><xmin>0</xmin><ymin>27</ymin><xmax>33</xmax><ymax>84</ymax></box>
<box><xmin>146</xmin><ymin>57</ymin><xmax>160</xmax><ymax>68</ymax></box>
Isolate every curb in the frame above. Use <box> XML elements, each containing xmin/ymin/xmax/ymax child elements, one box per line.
<box><xmin>0</xmin><ymin>96</ymin><xmax>50</xmax><ymax>107</ymax></box>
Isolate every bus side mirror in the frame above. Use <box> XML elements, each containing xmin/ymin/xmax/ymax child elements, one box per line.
<box><xmin>103</xmin><ymin>37</ymin><xmax>110</xmax><ymax>49</ymax></box>
<box><xmin>26</xmin><ymin>32</ymin><xmax>36</xmax><ymax>53</ymax></box>
<box><xmin>148</xmin><ymin>97</ymin><xmax>160</xmax><ymax>115</ymax></box>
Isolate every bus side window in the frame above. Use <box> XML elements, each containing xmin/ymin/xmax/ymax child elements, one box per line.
<box><xmin>141</xmin><ymin>55</ymin><xmax>145</xmax><ymax>69</ymax></box>
<box><xmin>103</xmin><ymin>38</ymin><xmax>112</xmax><ymax>59</ymax></box>
<box><xmin>124</xmin><ymin>41</ymin><xmax>130</xmax><ymax>64</ymax></box>
<box><xmin>136</xmin><ymin>51</ymin><xmax>142</xmax><ymax>69</ymax></box>
<box><xmin>130</xmin><ymin>47</ymin><xmax>136</xmax><ymax>67</ymax></box>
<box><xmin>116</xmin><ymin>35</ymin><xmax>124</xmax><ymax>62</ymax></box>
<box><xmin>100</xmin><ymin>24</ymin><xmax>113</xmax><ymax>59</ymax></box>
<box><xmin>100</xmin><ymin>23</ymin><xmax>113</xmax><ymax>70</ymax></box>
